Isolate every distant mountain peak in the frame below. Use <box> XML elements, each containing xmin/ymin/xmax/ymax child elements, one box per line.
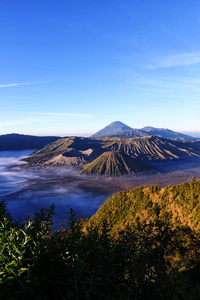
<box><xmin>90</xmin><ymin>121</ymin><xmax>132</xmax><ymax>138</ymax></box>
<box><xmin>91</xmin><ymin>121</ymin><xmax>195</xmax><ymax>140</ymax></box>
<box><xmin>109</xmin><ymin>121</ymin><xmax>129</xmax><ymax>127</ymax></box>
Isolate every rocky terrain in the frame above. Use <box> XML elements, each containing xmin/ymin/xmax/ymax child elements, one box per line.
<box><xmin>81</xmin><ymin>151</ymin><xmax>151</xmax><ymax>176</ymax></box>
<box><xmin>23</xmin><ymin>134</ymin><xmax>200</xmax><ymax>176</ymax></box>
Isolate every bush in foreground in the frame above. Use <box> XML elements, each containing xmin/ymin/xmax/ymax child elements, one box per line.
<box><xmin>1</xmin><ymin>199</ymin><xmax>200</xmax><ymax>299</ymax></box>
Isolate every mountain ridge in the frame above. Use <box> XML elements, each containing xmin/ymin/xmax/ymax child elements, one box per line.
<box><xmin>24</xmin><ymin>135</ymin><xmax>200</xmax><ymax>176</ymax></box>
<box><xmin>91</xmin><ymin>121</ymin><xmax>195</xmax><ymax>140</ymax></box>
<box><xmin>81</xmin><ymin>151</ymin><xmax>151</xmax><ymax>176</ymax></box>
<box><xmin>0</xmin><ymin>122</ymin><xmax>197</xmax><ymax>152</ymax></box>
<box><xmin>88</xmin><ymin>178</ymin><xmax>200</xmax><ymax>235</ymax></box>
<box><xmin>0</xmin><ymin>133</ymin><xmax>61</xmax><ymax>151</ymax></box>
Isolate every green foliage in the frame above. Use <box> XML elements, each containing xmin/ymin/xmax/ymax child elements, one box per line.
<box><xmin>90</xmin><ymin>178</ymin><xmax>200</xmax><ymax>236</ymax></box>
<box><xmin>1</xmin><ymin>178</ymin><xmax>200</xmax><ymax>299</ymax></box>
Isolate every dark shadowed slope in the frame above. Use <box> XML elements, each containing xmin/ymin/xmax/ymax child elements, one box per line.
<box><xmin>113</xmin><ymin>128</ymin><xmax>148</xmax><ymax>138</ymax></box>
<box><xmin>81</xmin><ymin>151</ymin><xmax>151</xmax><ymax>176</ymax></box>
<box><xmin>103</xmin><ymin>136</ymin><xmax>199</xmax><ymax>160</ymax></box>
<box><xmin>0</xmin><ymin>133</ymin><xmax>60</xmax><ymax>151</ymax></box>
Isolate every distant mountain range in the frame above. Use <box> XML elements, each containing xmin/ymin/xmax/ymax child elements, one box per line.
<box><xmin>0</xmin><ymin>122</ymin><xmax>197</xmax><ymax>152</ymax></box>
<box><xmin>0</xmin><ymin>134</ymin><xmax>60</xmax><ymax>151</ymax></box>
<box><xmin>91</xmin><ymin>121</ymin><xmax>196</xmax><ymax>140</ymax></box>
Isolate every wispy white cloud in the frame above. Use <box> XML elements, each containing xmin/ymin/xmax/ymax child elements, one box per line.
<box><xmin>146</xmin><ymin>52</ymin><xmax>200</xmax><ymax>69</ymax></box>
<box><xmin>20</xmin><ymin>111</ymin><xmax>94</xmax><ymax>118</ymax></box>
<box><xmin>0</xmin><ymin>112</ymin><xmax>94</xmax><ymax>131</ymax></box>
<box><xmin>8</xmin><ymin>111</ymin><xmax>94</xmax><ymax>119</ymax></box>
<box><xmin>0</xmin><ymin>122</ymin><xmax>29</xmax><ymax>126</ymax></box>
<box><xmin>0</xmin><ymin>81</ymin><xmax>47</xmax><ymax>88</ymax></box>
<box><xmin>136</xmin><ymin>76</ymin><xmax>200</xmax><ymax>88</ymax></box>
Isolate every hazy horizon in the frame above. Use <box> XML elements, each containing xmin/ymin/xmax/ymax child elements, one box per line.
<box><xmin>1</xmin><ymin>124</ymin><xmax>200</xmax><ymax>139</ymax></box>
<box><xmin>1</xmin><ymin>125</ymin><xmax>200</xmax><ymax>139</ymax></box>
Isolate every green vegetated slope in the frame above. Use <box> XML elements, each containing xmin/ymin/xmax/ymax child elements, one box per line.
<box><xmin>2</xmin><ymin>179</ymin><xmax>200</xmax><ymax>299</ymax></box>
<box><xmin>81</xmin><ymin>151</ymin><xmax>151</xmax><ymax>175</ymax></box>
<box><xmin>89</xmin><ymin>177</ymin><xmax>200</xmax><ymax>236</ymax></box>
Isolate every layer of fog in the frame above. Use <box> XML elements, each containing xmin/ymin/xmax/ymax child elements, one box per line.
<box><xmin>0</xmin><ymin>150</ymin><xmax>110</xmax><ymax>228</ymax></box>
<box><xmin>0</xmin><ymin>150</ymin><xmax>200</xmax><ymax>229</ymax></box>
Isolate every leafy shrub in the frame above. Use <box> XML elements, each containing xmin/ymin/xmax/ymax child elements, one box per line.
<box><xmin>1</xmin><ymin>179</ymin><xmax>200</xmax><ymax>299</ymax></box>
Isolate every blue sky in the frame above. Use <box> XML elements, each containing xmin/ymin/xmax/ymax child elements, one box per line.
<box><xmin>0</xmin><ymin>0</ymin><xmax>200</xmax><ymax>137</ymax></box>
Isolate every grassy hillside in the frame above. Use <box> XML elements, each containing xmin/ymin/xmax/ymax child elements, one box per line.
<box><xmin>89</xmin><ymin>177</ymin><xmax>200</xmax><ymax>236</ymax></box>
<box><xmin>81</xmin><ymin>151</ymin><xmax>151</xmax><ymax>176</ymax></box>
<box><xmin>1</xmin><ymin>178</ymin><xmax>200</xmax><ymax>299</ymax></box>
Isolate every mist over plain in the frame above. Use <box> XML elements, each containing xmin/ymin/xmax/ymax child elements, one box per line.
<box><xmin>1</xmin><ymin>150</ymin><xmax>200</xmax><ymax>228</ymax></box>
